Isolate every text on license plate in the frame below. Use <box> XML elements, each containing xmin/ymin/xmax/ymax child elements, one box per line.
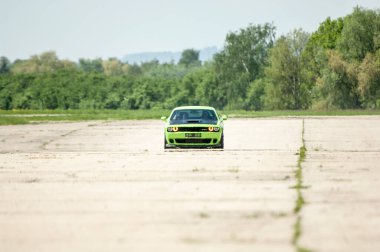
<box><xmin>185</xmin><ymin>133</ymin><xmax>201</xmax><ymax>137</ymax></box>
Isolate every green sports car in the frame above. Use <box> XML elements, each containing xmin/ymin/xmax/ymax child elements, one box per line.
<box><xmin>161</xmin><ymin>106</ymin><xmax>227</xmax><ymax>149</ymax></box>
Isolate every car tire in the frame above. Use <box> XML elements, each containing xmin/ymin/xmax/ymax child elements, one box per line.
<box><xmin>164</xmin><ymin>136</ymin><xmax>168</xmax><ymax>149</ymax></box>
<box><xmin>217</xmin><ymin>134</ymin><xmax>224</xmax><ymax>149</ymax></box>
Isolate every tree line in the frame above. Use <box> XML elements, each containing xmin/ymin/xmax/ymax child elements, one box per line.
<box><xmin>1</xmin><ymin>6</ymin><xmax>380</xmax><ymax>111</ymax></box>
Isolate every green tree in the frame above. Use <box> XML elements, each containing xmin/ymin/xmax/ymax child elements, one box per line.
<box><xmin>313</xmin><ymin>50</ymin><xmax>360</xmax><ymax>109</ymax></box>
<box><xmin>140</xmin><ymin>59</ymin><xmax>160</xmax><ymax>73</ymax></box>
<box><xmin>126</xmin><ymin>64</ymin><xmax>142</xmax><ymax>76</ymax></box>
<box><xmin>194</xmin><ymin>64</ymin><xmax>223</xmax><ymax>108</ymax></box>
<box><xmin>245</xmin><ymin>78</ymin><xmax>266</xmax><ymax>110</ymax></box>
<box><xmin>358</xmin><ymin>51</ymin><xmax>380</xmax><ymax>107</ymax></box>
<box><xmin>308</xmin><ymin>17</ymin><xmax>344</xmax><ymax>50</ymax></box>
<box><xmin>303</xmin><ymin>17</ymin><xmax>344</xmax><ymax>76</ymax></box>
<box><xmin>214</xmin><ymin>23</ymin><xmax>276</xmax><ymax>109</ymax></box>
<box><xmin>0</xmin><ymin>56</ymin><xmax>11</xmax><ymax>74</ymax></box>
<box><xmin>102</xmin><ymin>58</ymin><xmax>123</xmax><ymax>76</ymax></box>
<box><xmin>338</xmin><ymin>7</ymin><xmax>380</xmax><ymax>61</ymax></box>
<box><xmin>38</xmin><ymin>51</ymin><xmax>62</xmax><ymax>72</ymax></box>
<box><xmin>265</xmin><ymin>29</ymin><xmax>311</xmax><ymax>109</ymax></box>
<box><xmin>145</xmin><ymin>62</ymin><xmax>188</xmax><ymax>80</ymax></box>
<box><xmin>78</xmin><ymin>58</ymin><xmax>104</xmax><ymax>73</ymax></box>
<box><xmin>179</xmin><ymin>49</ymin><xmax>201</xmax><ymax>67</ymax></box>
<box><xmin>11</xmin><ymin>51</ymin><xmax>77</xmax><ymax>74</ymax></box>
<box><xmin>11</xmin><ymin>51</ymin><xmax>66</xmax><ymax>73</ymax></box>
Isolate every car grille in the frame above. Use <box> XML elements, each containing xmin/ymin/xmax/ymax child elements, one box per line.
<box><xmin>175</xmin><ymin>139</ymin><xmax>212</xmax><ymax>144</ymax></box>
<box><xmin>177</xmin><ymin>127</ymin><xmax>209</xmax><ymax>132</ymax></box>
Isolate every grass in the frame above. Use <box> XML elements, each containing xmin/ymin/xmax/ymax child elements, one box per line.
<box><xmin>292</xmin><ymin>119</ymin><xmax>313</xmax><ymax>252</ymax></box>
<box><xmin>223</xmin><ymin>109</ymin><xmax>380</xmax><ymax>118</ymax></box>
<box><xmin>1</xmin><ymin>108</ymin><xmax>380</xmax><ymax>126</ymax></box>
<box><xmin>0</xmin><ymin>109</ymin><xmax>170</xmax><ymax>125</ymax></box>
<box><xmin>293</xmin><ymin>216</ymin><xmax>302</xmax><ymax>245</ymax></box>
<box><xmin>227</xmin><ymin>167</ymin><xmax>240</xmax><ymax>173</ymax></box>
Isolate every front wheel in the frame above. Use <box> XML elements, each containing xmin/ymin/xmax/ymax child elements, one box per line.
<box><xmin>216</xmin><ymin>134</ymin><xmax>224</xmax><ymax>149</ymax></box>
<box><xmin>164</xmin><ymin>136</ymin><xmax>168</xmax><ymax>149</ymax></box>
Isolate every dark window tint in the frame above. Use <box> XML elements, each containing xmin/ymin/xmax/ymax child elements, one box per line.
<box><xmin>170</xmin><ymin>109</ymin><xmax>217</xmax><ymax>124</ymax></box>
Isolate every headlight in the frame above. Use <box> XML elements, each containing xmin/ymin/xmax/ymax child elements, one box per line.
<box><xmin>167</xmin><ymin>127</ymin><xmax>178</xmax><ymax>132</ymax></box>
<box><xmin>208</xmin><ymin>127</ymin><xmax>220</xmax><ymax>132</ymax></box>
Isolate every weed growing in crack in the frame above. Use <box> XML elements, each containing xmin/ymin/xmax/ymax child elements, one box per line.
<box><xmin>25</xmin><ymin>178</ymin><xmax>40</xmax><ymax>183</ymax></box>
<box><xmin>198</xmin><ymin>212</ymin><xmax>210</xmax><ymax>219</ymax></box>
<box><xmin>292</xmin><ymin>119</ymin><xmax>312</xmax><ymax>252</ymax></box>
<box><xmin>227</xmin><ymin>167</ymin><xmax>239</xmax><ymax>173</ymax></box>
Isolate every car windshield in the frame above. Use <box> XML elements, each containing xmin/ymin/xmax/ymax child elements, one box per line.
<box><xmin>170</xmin><ymin>109</ymin><xmax>218</xmax><ymax>125</ymax></box>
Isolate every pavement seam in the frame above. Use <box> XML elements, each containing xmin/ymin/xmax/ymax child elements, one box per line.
<box><xmin>292</xmin><ymin>119</ymin><xmax>312</xmax><ymax>252</ymax></box>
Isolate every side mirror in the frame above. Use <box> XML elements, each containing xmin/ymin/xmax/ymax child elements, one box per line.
<box><xmin>222</xmin><ymin>115</ymin><xmax>228</xmax><ymax>120</ymax></box>
<box><xmin>160</xmin><ymin>116</ymin><xmax>167</xmax><ymax>121</ymax></box>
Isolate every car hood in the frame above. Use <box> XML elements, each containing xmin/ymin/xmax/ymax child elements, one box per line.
<box><xmin>165</xmin><ymin>123</ymin><xmax>222</xmax><ymax>127</ymax></box>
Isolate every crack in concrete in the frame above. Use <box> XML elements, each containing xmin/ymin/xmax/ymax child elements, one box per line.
<box><xmin>292</xmin><ymin>119</ymin><xmax>312</xmax><ymax>252</ymax></box>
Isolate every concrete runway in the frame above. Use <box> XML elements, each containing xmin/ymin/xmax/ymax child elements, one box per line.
<box><xmin>0</xmin><ymin>117</ymin><xmax>379</xmax><ymax>252</ymax></box>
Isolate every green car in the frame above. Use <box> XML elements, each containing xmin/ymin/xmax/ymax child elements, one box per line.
<box><xmin>161</xmin><ymin>106</ymin><xmax>227</xmax><ymax>149</ymax></box>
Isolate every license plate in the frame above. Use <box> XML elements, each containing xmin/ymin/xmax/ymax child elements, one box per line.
<box><xmin>185</xmin><ymin>133</ymin><xmax>201</xmax><ymax>137</ymax></box>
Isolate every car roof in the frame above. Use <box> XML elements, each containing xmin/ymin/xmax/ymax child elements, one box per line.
<box><xmin>173</xmin><ymin>106</ymin><xmax>216</xmax><ymax>111</ymax></box>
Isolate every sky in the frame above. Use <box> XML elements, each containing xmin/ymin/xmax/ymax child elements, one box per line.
<box><xmin>1</xmin><ymin>0</ymin><xmax>379</xmax><ymax>61</ymax></box>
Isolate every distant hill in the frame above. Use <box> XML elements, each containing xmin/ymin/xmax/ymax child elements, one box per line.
<box><xmin>122</xmin><ymin>46</ymin><xmax>219</xmax><ymax>64</ymax></box>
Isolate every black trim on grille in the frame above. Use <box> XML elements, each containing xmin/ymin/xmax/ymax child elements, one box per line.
<box><xmin>175</xmin><ymin>139</ymin><xmax>212</xmax><ymax>144</ymax></box>
<box><xmin>177</xmin><ymin>127</ymin><xmax>209</xmax><ymax>132</ymax></box>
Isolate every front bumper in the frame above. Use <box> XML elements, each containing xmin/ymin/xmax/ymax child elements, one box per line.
<box><xmin>165</xmin><ymin>131</ymin><xmax>222</xmax><ymax>147</ymax></box>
